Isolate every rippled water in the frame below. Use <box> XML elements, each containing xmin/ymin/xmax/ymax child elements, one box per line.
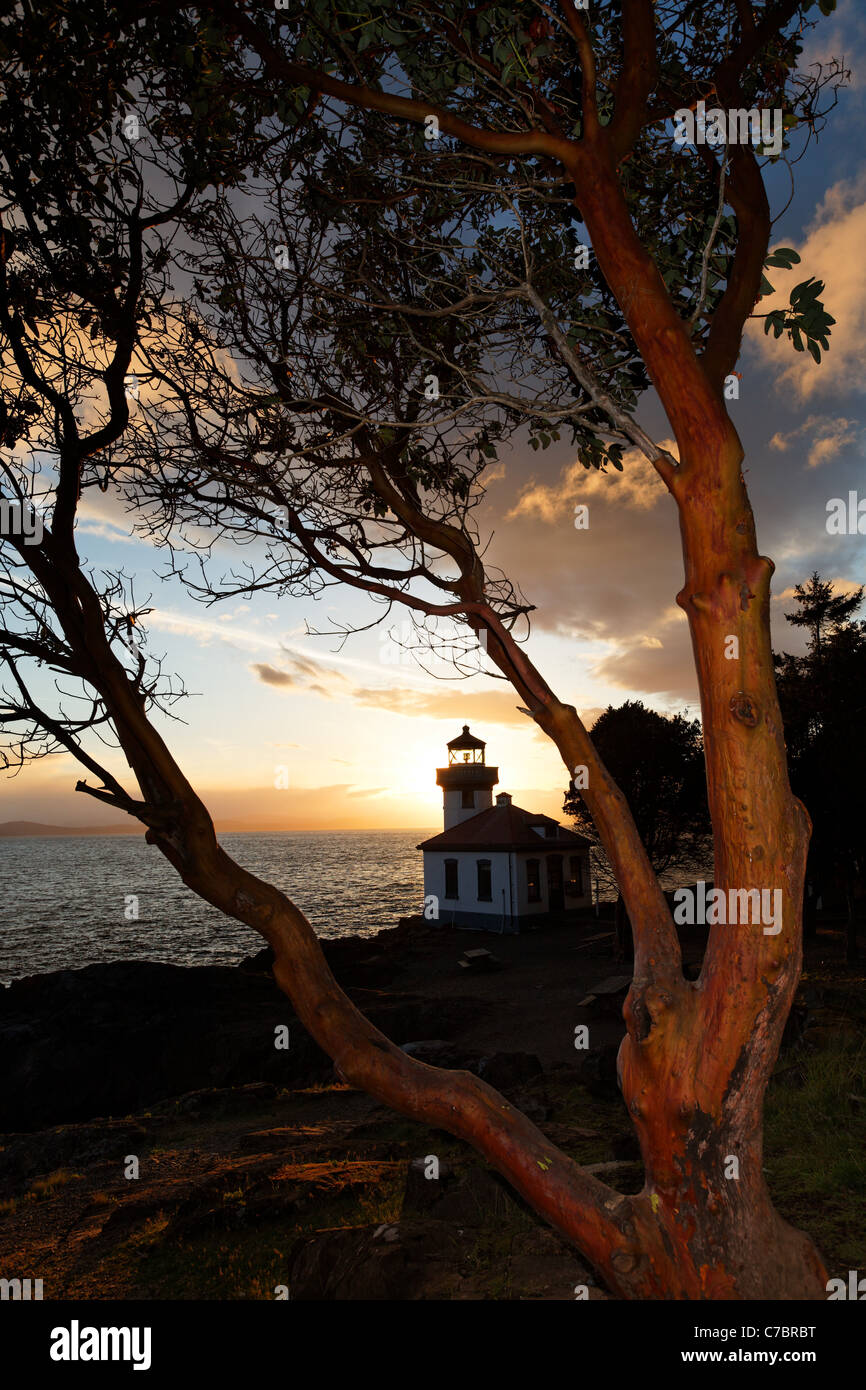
<box><xmin>0</xmin><ymin>831</ymin><xmax>432</xmax><ymax>984</ymax></box>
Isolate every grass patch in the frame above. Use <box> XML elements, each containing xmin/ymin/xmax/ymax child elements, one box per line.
<box><xmin>134</xmin><ymin>1218</ymin><xmax>297</xmax><ymax>1299</ymax></box>
<box><xmin>461</xmin><ymin>1188</ymin><xmax>538</xmax><ymax>1300</ymax></box>
<box><xmin>0</xmin><ymin>1168</ymin><xmax>82</xmax><ymax>1220</ymax></box>
<box><xmin>129</xmin><ymin>1161</ymin><xmax>408</xmax><ymax>1298</ymax></box>
<box><xmin>765</xmin><ymin>1040</ymin><xmax>866</xmax><ymax>1273</ymax></box>
<box><xmin>30</xmin><ymin>1168</ymin><xmax>78</xmax><ymax>1199</ymax></box>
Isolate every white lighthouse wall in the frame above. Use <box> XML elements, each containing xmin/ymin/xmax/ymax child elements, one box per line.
<box><xmin>423</xmin><ymin>849</ymin><xmax>516</xmax><ymax>931</ymax></box>
<box><xmin>442</xmin><ymin>785</ymin><xmax>494</xmax><ymax>830</ymax></box>
<box><xmin>423</xmin><ymin>847</ymin><xmax>593</xmax><ymax>931</ymax></box>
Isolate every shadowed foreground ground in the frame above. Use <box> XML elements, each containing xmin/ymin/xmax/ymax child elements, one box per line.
<box><xmin>0</xmin><ymin>913</ymin><xmax>863</xmax><ymax>1299</ymax></box>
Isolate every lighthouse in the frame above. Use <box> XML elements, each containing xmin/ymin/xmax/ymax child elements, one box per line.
<box><xmin>419</xmin><ymin>726</ymin><xmax>592</xmax><ymax>933</ymax></box>
<box><xmin>436</xmin><ymin>725</ymin><xmax>499</xmax><ymax>829</ymax></box>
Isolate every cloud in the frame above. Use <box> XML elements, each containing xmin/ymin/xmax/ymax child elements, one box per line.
<box><xmin>150</xmin><ymin>608</ymin><xmax>282</xmax><ymax>652</ymax></box>
<box><xmin>1</xmin><ymin>776</ymin><xmax>437</xmax><ymax>832</ymax></box>
<box><xmin>280</xmin><ymin>647</ymin><xmax>333</xmax><ymax>679</ymax></box>
<box><xmin>280</xmin><ymin>647</ymin><xmax>347</xmax><ymax>684</ymax></box>
<box><xmin>252</xmin><ymin>663</ymin><xmax>297</xmax><ymax>688</ymax></box>
<box><xmin>592</xmin><ymin>610</ymin><xmax>699</xmax><ymax>704</ymax></box>
<box><xmin>773</xmin><ymin>574</ymin><xmax>865</xmax><ymax>605</ymax></box>
<box><xmin>351</xmin><ymin>685</ymin><xmax>533</xmax><ymax>727</ymax></box>
<box><xmin>507</xmin><ymin>441</ymin><xmax>675</xmax><ymax>523</ymax></box>
<box><xmin>251</xmin><ymin>649</ymin><xmax>346</xmax><ymax>696</ymax></box>
<box><xmin>769</xmin><ymin>413</ymin><xmax>860</xmax><ymax>468</ymax></box>
<box><xmin>576</xmin><ymin>706</ymin><xmax>607</xmax><ymax>729</ymax></box>
<box><xmin>147</xmin><ymin>605</ymin><xmax>403</xmax><ymax>684</ymax></box>
<box><xmin>748</xmin><ymin>178</ymin><xmax>866</xmax><ymax>398</ymax></box>
<box><xmin>800</xmin><ymin>0</ymin><xmax>866</xmax><ymax>92</ymax></box>
<box><xmin>480</xmin><ymin>442</ymin><xmax>685</xmax><ymax>646</ymax></box>
<box><xmin>76</xmin><ymin>516</ymin><xmax>136</xmax><ymax>543</ymax></box>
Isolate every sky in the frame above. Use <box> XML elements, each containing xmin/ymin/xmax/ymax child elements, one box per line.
<box><xmin>3</xmin><ymin>2</ymin><xmax>866</xmax><ymax>834</ymax></box>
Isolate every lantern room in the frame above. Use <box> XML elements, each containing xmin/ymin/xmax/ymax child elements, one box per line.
<box><xmin>447</xmin><ymin>724</ymin><xmax>487</xmax><ymax>765</ymax></box>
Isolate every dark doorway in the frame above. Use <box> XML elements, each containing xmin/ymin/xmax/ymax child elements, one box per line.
<box><xmin>547</xmin><ymin>855</ymin><xmax>564</xmax><ymax>911</ymax></box>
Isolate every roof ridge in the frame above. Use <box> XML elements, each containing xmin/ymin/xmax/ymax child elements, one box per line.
<box><xmin>417</xmin><ymin>798</ymin><xmax>590</xmax><ymax>851</ymax></box>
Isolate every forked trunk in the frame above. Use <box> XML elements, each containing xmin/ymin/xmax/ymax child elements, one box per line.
<box><xmin>606</xmin><ymin>444</ymin><xmax>827</xmax><ymax>1297</ymax></box>
<box><xmin>557</xmin><ymin>138</ymin><xmax>831</xmax><ymax>1294</ymax></box>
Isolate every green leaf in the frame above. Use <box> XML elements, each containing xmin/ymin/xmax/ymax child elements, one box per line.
<box><xmin>765</xmin><ymin>247</ymin><xmax>800</xmax><ymax>269</ymax></box>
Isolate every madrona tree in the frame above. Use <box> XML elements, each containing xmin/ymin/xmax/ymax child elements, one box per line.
<box><xmin>155</xmin><ymin>0</ymin><xmax>843</xmax><ymax>1296</ymax></box>
<box><xmin>0</xmin><ymin>0</ymin><xmax>849</xmax><ymax>1298</ymax></box>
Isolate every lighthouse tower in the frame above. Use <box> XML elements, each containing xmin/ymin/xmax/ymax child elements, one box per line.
<box><xmin>436</xmin><ymin>725</ymin><xmax>499</xmax><ymax>830</ymax></box>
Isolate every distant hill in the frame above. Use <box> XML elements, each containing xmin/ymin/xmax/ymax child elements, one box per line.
<box><xmin>0</xmin><ymin>820</ymin><xmax>138</xmax><ymax>837</ymax></box>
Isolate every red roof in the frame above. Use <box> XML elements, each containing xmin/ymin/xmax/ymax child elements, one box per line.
<box><xmin>418</xmin><ymin>802</ymin><xmax>590</xmax><ymax>853</ymax></box>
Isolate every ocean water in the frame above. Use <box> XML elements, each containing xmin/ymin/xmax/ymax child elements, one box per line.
<box><xmin>0</xmin><ymin>830</ymin><xmax>432</xmax><ymax>985</ymax></box>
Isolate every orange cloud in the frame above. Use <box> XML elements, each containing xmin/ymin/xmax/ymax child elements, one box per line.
<box><xmin>351</xmin><ymin>686</ymin><xmax>532</xmax><ymax>726</ymax></box>
<box><xmin>592</xmin><ymin>609</ymin><xmax>698</xmax><ymax>703</ymax></box>
<box><xmin>250</xmin><ymin>648</ymin><xmax>348</xmax><ymax>693</ymax></box>
<box><xmin>252</xmin><ymin>663</ymin><xmax>298</xmax><ymax>687</ymax></box>
<box><xmin>749</xmin><ymin>177</ymin><xmax>866</xmax><ymax>399</ymax></box>
<box><xmin>507</xmin><ymin>440</ymin><xmax>677</xmax><ymax>523</ymax></box>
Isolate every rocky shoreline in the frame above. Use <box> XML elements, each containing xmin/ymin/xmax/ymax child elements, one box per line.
<box><xmin>0</xmin><ymin>918</ymin><xmax>486</xmax><ymax>1132</ymax></box>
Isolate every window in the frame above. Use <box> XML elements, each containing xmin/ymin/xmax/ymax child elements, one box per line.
<box><xmin>476</xmin><ymin>859</ymin><xmax>492</xmax><ymax>902</ymax></box>
<box><xmin>526</xmin><ymin>858</ymin><xmax>541</xmax><ymax>903</ymax></box>
<box><xmin>444</xmin><ymin>859</ymin><xmax>459</xmax><ymax>900</ymax></box>
<box><xmin>566</xmin><ymin>855</ymin><xmax>584</xmax><ymax>898</ymax></box>
<box><xmin>461</xmin><ymin>788</ymin><xmax>475</xmax><ymax>809</ymax></box>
